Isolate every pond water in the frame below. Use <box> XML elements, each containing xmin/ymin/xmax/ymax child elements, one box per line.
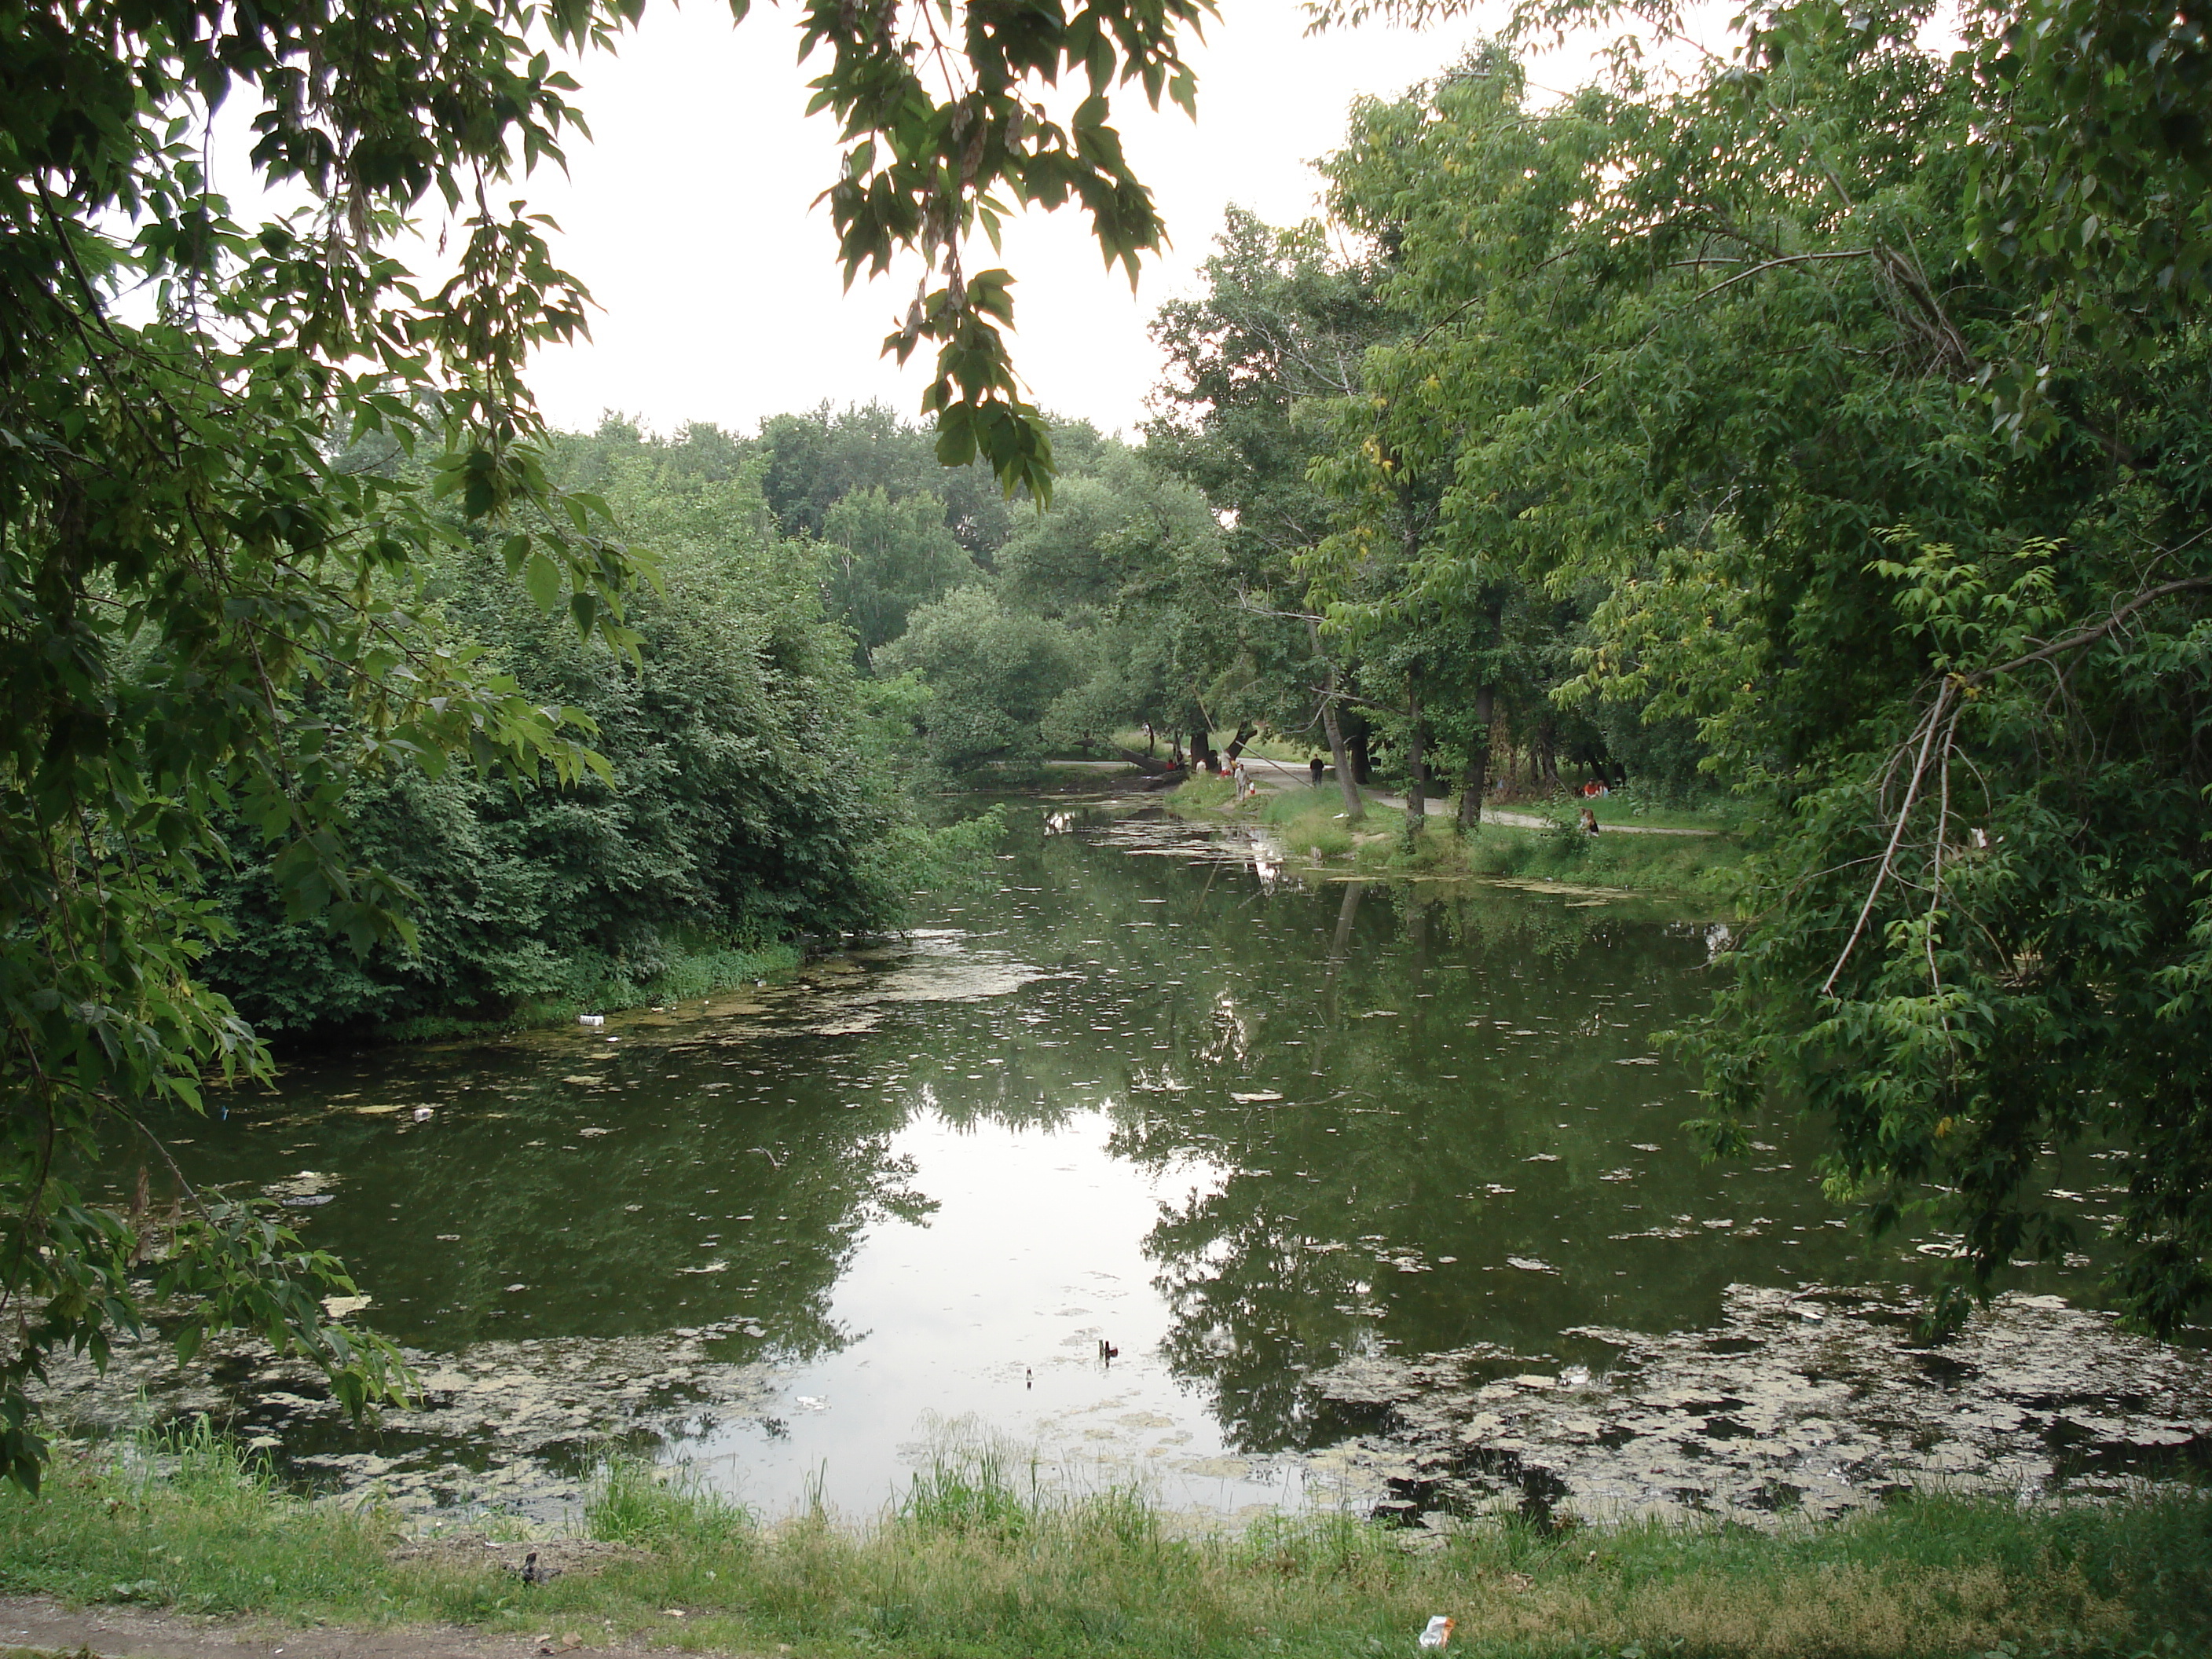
<box><xmin>105</xmin><ymin>792</ymin><xmax>2116</xmax><ymax>1522</ymax></box>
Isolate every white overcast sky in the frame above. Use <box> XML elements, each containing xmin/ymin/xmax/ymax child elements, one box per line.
<box><xmin>516</xmin><ymin>1</ymin><xmax>1663</xmax><ymax>439</ymax></box>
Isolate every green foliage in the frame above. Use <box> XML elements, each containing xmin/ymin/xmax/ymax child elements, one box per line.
<box><xmin>1</xmin><ymin>1429</ymin><xmax>2206</xmax><ymax>1657</ymax></box>
<box><xmin>777</xmin><ymin>410</ymin><xmax>1253</xmax><ymax>768</ymax></box>
<box><xmin>823</xmin><ymin>487</ymin><xmax>983</xmax><ymax>654</ymax></box>
<box><xmin>586</xmin><ymin>1457</ymin><xmax>754</xmax><ymax>1550</ymax></box>
<box><xmin>1147</xmin><ymin>211</ymin><xmax>1395</xmax><ymax>760</ymax></box>
<box><xmin>756</xmin><ymin>401</ymin><xmax>1016</xmax><ymax>558</ymax></box>
<box><xmin>1000</xmin><ymin>443</ymin><xmax>1232</xmax><ymax>749</ymax></box>
<box><xmin>895</xmin><ymin>1441</ymin><xmax>1042</xmax><ymax>1541</ymax></box>
<box><xmin>1295</xmin><ymin>2</ymin><xmax>2212</xmax><ymax>1330</ymax></box>
<box><xmin>205</xmin><ymin>431</ymin><xmax>985</xmax><ymax>1039</ymax></box>
<box><xmin>2</xmin><ymin>0</ymin><xmax>1203</xmax><ymax>1487</ymax></box>
<box><xmin>1</xmin><ymin>0</ymin><xmax>647</xmax><ymax>1488</ymax></box>
<box><xmin>0</xmin><ymin>1422</ymin><xmax>397</xmax><ymax>1615</ymax></box>
<box><xmin>803</xmin><ymin>0</ymin><xmax>1214</xmax><ymax>497</ymax></box>
<box><xmin>1145</xmin><ymin>193</ymin><xmax>1655</xmax><ymax>811</ymax></box>
<box><xmin>1967</xmin><ymin>0</ymin><xmax>2212</xmax><ymax>441</ymax></box>
<box><xmin>877</xmin><ymin>585</ymin><xmax>1091</xmax><ymax>771</ymax></box>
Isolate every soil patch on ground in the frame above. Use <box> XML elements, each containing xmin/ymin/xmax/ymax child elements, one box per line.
<box><xmin>0</xmin><ymin>1595</ymin><xmax>675</xmax><ymax>1659</ymax></box>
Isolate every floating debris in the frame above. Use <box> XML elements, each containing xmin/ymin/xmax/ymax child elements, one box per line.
<box><xmin>36</xmin><ymin>1320</ymin><xmax>784</xmax><ymax>1528</ymax></box>
<box><xmin>1308</xmin><ymin>1284</ymin><xmax>2212</xmax><ymax>1529</ymax></box>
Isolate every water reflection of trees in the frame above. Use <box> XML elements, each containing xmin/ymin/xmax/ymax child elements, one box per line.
<box><xmin>205</xmin><ymin>1046</ymin><xmax>940</xmax><ymax>1361</ymax></box>
<box><xmin>210</xmin><ymin>800</ymin><xmax>1858</xmax><ymax>1462</ymax></box>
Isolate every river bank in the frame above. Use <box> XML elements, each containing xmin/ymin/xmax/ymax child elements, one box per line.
<box><xmin>1162</xmin><ymin>777</ymin><xmax>1745</xmax><ymax>906</ymax></box>
<box><xmin>362</xmin><ymin>939</ymin><xmax>807</xmax><ymax>1047</ymax></box>
<box><xmin>0</xmin><ymin>1434</ymin><xmax>2202</xmax><ymax>1659</ymax></box>
<box><xmin>32</xmin><ymin>793</ymin><xmax>2203</xmax><ymax>1658</ymax></box>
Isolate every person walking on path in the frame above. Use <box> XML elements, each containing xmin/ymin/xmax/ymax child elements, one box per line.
<box><xmin>1309</xmin><ymin>756</ymin><xmax>1325</xmax><ymax>788</ymax></box>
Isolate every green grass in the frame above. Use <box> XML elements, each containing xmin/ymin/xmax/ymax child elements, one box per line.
<box><xmin>371</xmin><ymin>940</ymin><xmax>804</xmax><ymax>1045</ymax></box>
<box><xmin>1452</xmin><ymin>816</ymin><xmax>1743</xmax><ymax>901</ymax></box>
<box><xmin>1173</xmin><ymin>783</ymin><xmax>1745</xmax><ymax>905</ymax></box>
<box><xmin>0</xmin><ymin>1432</ymin><xmax>2202</xmax><ymax>1657</ymax></box>
<box><xmin>1579</xmin><ymin>797</ymin><xmax>1744</xmax><ymax>833</ymax></box>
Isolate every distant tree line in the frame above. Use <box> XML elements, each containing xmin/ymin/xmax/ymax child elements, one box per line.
<box><xmin>203</xmin><ymin>424</ymin><xmax>1000</xmax><ymax>1042</ymax></box>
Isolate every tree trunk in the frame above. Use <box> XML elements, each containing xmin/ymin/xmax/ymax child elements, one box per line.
<box><xmin>1403</xmin><ymin>683</ymin><xmax>1426</xmax><ymax>843</ymax></box>
<box><xmin>1190</xmin><ymin>728</ymin><xmax>1211</xmax><ymax>773</ymax></box>
<box><xmin>1323</xmin><ymin>877</ymin><xmax>1366</xmax><ymax>1003</ymax></box>
<box><xmin>1347</xmin><ymin>721</ymin><xmax>1372</xmax><ymax>786</ymax></box>
<box><xmin>1456</xmin><ymin>683</ymin><xmax>1496</xmax><ymax>830</ymax></box>
<box><xmin>1307</xmin><ymin>619</ymin><xmax>1364</xmax><ymax>822</ymax></box>
<box><xmin>1320</xmin><ymin>699</ymin><xmax>1362</xmax><ymax>819</ymax></box>
<box><xmin>1223</xmin><ymin>723</ymin><xmax>1258</xmax><ymax>764</ymax></box>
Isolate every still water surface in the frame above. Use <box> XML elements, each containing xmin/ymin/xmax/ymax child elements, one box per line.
<box><xmin>150</xmin><ymin>795</ymin><xmax>2095</xmax><ymax>1517</ymax></box>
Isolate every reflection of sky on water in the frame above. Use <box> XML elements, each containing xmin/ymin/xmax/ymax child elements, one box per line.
<box><xmin>667</xmin><ymin>1108</ymin><xmax>1339</xmax><ymax>1520</ymax></box>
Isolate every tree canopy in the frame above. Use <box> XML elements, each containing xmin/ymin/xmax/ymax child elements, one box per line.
<box><xmin>1254</xmin><ymin>0</ymin><xmax>2212</xmax><ymax>1333</ymax></box>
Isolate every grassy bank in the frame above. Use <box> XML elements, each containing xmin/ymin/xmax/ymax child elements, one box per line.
<box><xmin>1171</xmin><ymin>780</ymin><xmax>1744</xmax><ymax>906</ymax></box>
<box><xmin>0</xmin><ymin>1434</ymin><xmax>2199</xmax><ymax>1658</ymax></box>
<box><xmin>370</xmin><ymin>939</ymin><xmax>805</xmax><ymax>1045</ymax></box>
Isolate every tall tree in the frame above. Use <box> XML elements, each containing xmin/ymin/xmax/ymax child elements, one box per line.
<box><xmin>822</xmin><ymin>486</ymin><xmax>982</xmax><ymax>654</ymax></box>
<box><xmin>1147</xmin><ymin>211</ymin><xmax>1393</xmax><ymax>811</ymax></box>
<box><xmin>1313</xmin><ymin>0</ymin><xmax>2212</xmax><ymax>1332</ymax></box>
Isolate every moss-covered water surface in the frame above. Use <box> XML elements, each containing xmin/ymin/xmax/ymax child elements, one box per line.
<box><xmin>58</xmin><ymin>793</ymin><xmax>2195</xmax><ymax>1525</ymax></box>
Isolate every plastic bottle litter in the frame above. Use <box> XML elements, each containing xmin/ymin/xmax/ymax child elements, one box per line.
<box><xmin>578</xmin><ymin>1013</ymin><xmax>606</xmax><ymax>1027</ymax></box>
<box><xmin>1417</xmin><ymin>1617</ymin><xmax>1456</xmax><ymax>1650</ymax></box>
<box><xmin>412</xmin><ymin>1106</ymin><xmax>434</xmax><ymax>1122</ymax></box>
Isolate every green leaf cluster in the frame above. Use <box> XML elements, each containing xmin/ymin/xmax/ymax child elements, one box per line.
<box><xmin>2</xmin><ymin>0</ymin><xmax>1211</xmax><ymax>1486</ymax></box>
<box><xmin>1276</xmin><ymin>0</ymin><xmax>2212</xmax><ymax>1331</ymax></box>
<box><xmin>204</xmin><ymin>428</ymin><xmax>951</xmax><ymax>1038</ymax></box>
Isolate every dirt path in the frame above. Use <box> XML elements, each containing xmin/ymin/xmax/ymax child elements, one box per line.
<box><xmin>0</xmin><ymin>1599</ymin><xmax>678</xmax><ymax>1659</ymax></box>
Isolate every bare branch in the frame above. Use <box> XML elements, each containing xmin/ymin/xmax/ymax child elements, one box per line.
<box><xmin>1824</xmin><ymin>680</ymin><xmax>1952</xmax><ymax>997</ymax></box>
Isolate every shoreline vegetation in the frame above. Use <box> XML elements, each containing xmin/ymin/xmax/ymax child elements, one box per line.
<box><xmin>267</xmin><ymin>767</ymin><xmax>1735</xmax><ymax>1055</ymax></box>
<box><xmin>0</xmin><ymin>1432</ymin><xmax>2202</xmax><ymax>1659</ymax></box>
<box><xmin>1156</xmin><ymin>775</ymin><xmax>1746</xmax><ymax>907</ymax></box>
<box><xmin>362</xmin><ymin>939</ymin><xmax>808</xmax><ymax>1048</ymax></box>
